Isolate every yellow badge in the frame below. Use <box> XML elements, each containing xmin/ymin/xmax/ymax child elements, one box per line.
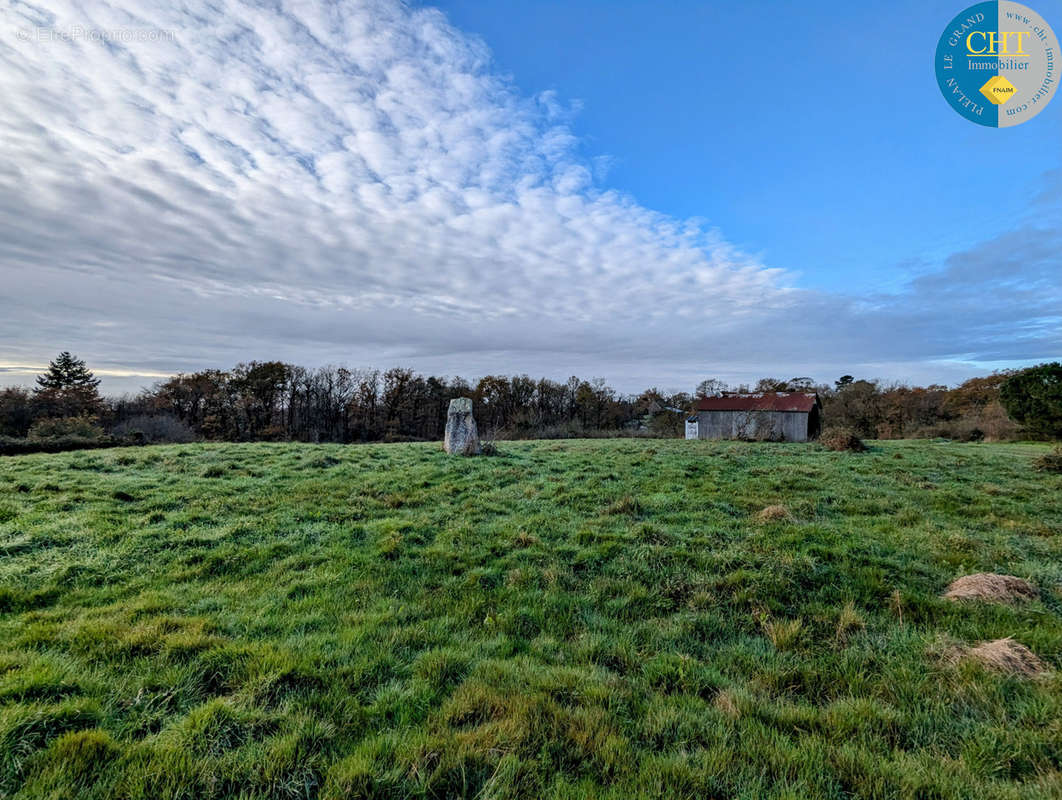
<box><xmin>979</xmin><ymin>75</ymin><xmax>1016</xmax><ymax>105</ymax></box>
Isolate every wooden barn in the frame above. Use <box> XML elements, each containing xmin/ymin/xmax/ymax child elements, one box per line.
<box><xmin>685</xmin><ymin>392</ymin><xmax>822</xmax><ymax>442</ymax></box>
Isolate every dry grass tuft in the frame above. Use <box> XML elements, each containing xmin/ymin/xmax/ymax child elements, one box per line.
<box><xmin>888</xmin><ymin>589</ymin><xmax>904</xmax><ymax>624</ymax></box>
<box><xmin>755</xmin><ymin>504</ymin><xmax>792</xmax><ymax>523</ymax></box>
<box><xmin>966</xmin><ymin>638</ymin><xmax>1047</xmax><ymax>678</ymax></box>
<box><xmin>819</xmin><ymin>428</ymin><xmax>867</xmax><ymax>452</ymax></box>
<box><xmin>835</xmin><ymin>601</ymin><xmax>865</xmax><ymax>641</ymax></box>
<box><xmin>762</xmin><ymin>617</ymin><xmax>803</xmax><ymax>650</ymax></box>
<box><xmin>944</xmin><ymin>573</ymin><xmax>1038</xmax><ymax>604</ymax></box>
<box><xmin>605</xmin><ymin>495</ymin><xmax>641</xmax><ymax>516</ymax></box>
<box><xmin>714</xmin><ymin>690</ymin><xmax>740</xmax><ymax>719</ymax></box>
<box><xmin>512</xmin><ymin>531</ymin><xmax>539</xmax><ymax>548</ymax></box>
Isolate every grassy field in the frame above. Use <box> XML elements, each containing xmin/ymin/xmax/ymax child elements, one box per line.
<box><xmin>0</xmin><ymin>439</ymin><xmax>1060</xmax><ymax>799</ymax></box>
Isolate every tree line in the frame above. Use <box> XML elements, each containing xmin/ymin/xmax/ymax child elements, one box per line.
<box><xmin>1</xmin><ymin>353</ymin><xmax>1060</xmax><ymax>446</ymax></box>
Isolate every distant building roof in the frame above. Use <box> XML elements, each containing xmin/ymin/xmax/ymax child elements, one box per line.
<box><xmin>695</xmin><ymin>392</ymin><xmax>819</xmax><ymax>413</ymax></box>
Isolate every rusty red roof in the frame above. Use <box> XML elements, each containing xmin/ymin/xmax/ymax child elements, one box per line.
<box><xmin>695</xmin><ymin>393</ymin><xmax>819</xmax><ymax>413</ymax></box>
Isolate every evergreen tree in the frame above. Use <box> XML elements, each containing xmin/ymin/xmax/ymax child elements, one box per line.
<box><xmin>1000</xmin><ymin>363</ymin><xmax>1062</xmax><ymax>439</ymax></box>
<box><xmin>34</xmin><ymin>351</ymin><xmax>102</xmax><ymax>418</ymax></box>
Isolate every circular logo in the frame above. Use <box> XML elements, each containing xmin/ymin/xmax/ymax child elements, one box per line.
<box><xmin>935</xmin><ymin>2</ymin><xmax>1058</xmax><ymax>126</ymax></box>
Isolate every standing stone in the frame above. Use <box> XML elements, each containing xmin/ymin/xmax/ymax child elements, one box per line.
<box><xmin>444</xmin><ymin>397</ymin><xmax>481</xmax><ymax>455</ymax></box>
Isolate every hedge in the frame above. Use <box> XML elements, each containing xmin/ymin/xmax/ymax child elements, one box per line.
<box><xmin>0</xmin><ymin>436</ymin><xmax>130</xmax><ymax>456</ymax></box>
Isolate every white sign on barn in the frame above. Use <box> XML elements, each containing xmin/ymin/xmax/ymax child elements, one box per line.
<box><xmin>685</xmin><ymin>418</ymin><xmax>699</xmax><ymax>440</ymax></box>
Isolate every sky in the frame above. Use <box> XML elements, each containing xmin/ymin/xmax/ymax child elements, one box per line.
<box><xmin>0</xmin><ymin>0</ymin><xmax>1059</xmax><ymax>396</ymax></box>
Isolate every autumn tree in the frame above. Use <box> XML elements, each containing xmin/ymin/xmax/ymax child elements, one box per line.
<box><xmin>823</xmin><ymin>378</ymin><xmax>882</xmax><ymax>437</ymax></box>
<box><xmin>754</xmin><ymin>377</ymin><xmax>790</xmax><ymax>392</ymax></box>
<box><xmin>944</xmin><ymin>371</ymin><xmax>1014</xmax><ymax>418</ymax></box>
<box><xmin>0</xmin><ymin>387</ymin><xmax>34</xmax><ymax>437</ymax></box>
<box><xmin>230</xmin><ymin>361</ymin><xmax>291</xmax><ymax>439</ymax></box>
<box><xmin>695</xmin><ymin>378</ymin><xmax>727</xmax><ymax>398</ymax></box>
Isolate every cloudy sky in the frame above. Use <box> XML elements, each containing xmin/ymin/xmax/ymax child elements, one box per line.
<box><xmin>1</xmin><ymin>0</ymin><xmax>1059</xmax><ymax>395</ymax></box>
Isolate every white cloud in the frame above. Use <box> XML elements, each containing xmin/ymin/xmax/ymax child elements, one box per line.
<box><xmin>0</xmin><ymin>0</ymin><xmax>1058</xmax><ymax>394</ymax></box>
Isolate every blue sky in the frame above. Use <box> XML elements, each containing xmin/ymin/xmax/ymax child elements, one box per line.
<box><xmin>434</xmin><ymin>0</ymin><xmax>1062</xmax><ymax>293</ymax></box>
<box><xmin>0</xmin><ymin>0</ymin><xmax>1059</xmax><ymax>394</ymax></box>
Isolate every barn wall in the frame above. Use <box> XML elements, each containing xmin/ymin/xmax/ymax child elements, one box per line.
<box><xmin>696</xmin><ymin>410</ymin><xmax>810</xmax><ymax>441</ymax></box>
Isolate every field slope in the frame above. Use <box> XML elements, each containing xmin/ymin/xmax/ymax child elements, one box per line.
<box><xmin>0</xmin><ymin>439</ymin><xmax>1060</xmax><ymax>799</ymax></box>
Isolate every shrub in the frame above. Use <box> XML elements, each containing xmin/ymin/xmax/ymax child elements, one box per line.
<box><xmin>27</xmin><ymin>416</ymin><xmax>104</xmax><ymax>441</ymax></box>
<box><xmin>971</xmin><ymin>400</ymin><xmax>1020</xmax><ymax>441</ymax></box>
<box><xmin>111</xmin><ymin>414</ymin><xmax>196</xmax><ymax>444</ymax></box>
<box><xmin>0</xmin><ymin>436</ymin><xmax>117</xmax><ymax>456</ymax></box>
<box><xmin>1000</xmin><ymin>363</ymin><xmax>1062</xmax><ymax>439</ymax></box>
<box><xmin>908</xmin><ymin>403</ymin><xmax>1020</xmax><ymax>442</ymax></box>
<box><xmin>0</xmin><ymin>387</ymin><xmax>34</xmax><ymax>438</ymax></box>
<box><xmin>819</xmin><ymin>427</ymin><xmax>866</xmax><ymax>452</ymax></box>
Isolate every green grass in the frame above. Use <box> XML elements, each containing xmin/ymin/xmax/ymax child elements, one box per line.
<box><xmin>0</xmin><ymin>439</ymin><xmax>1060</xmax><ymax>799</ymax></box>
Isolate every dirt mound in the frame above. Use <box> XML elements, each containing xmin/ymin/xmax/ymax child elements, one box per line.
<box><xmin>944</xmin><ymin>573</ymin><xmax>1039</xmax><ymax>604</ymax></box>
<box><xmin>1033</xmin><ymin>447</ymin><xmax>1062</xmax><ymax>473</ymax></box>
<box><xmin>819</xmin><ymin>428</ymin><xmax>866</xmax><ymax>452</ymax></box>
<box><xmin>967</xmin><ymin>638</ymin><xmax>1047</xmax><ymax>678</ymax></box>
<box><xmin>755</xmin><ymin>505</ymin><xmax>792</xmax><ymax>523</ymax></box>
